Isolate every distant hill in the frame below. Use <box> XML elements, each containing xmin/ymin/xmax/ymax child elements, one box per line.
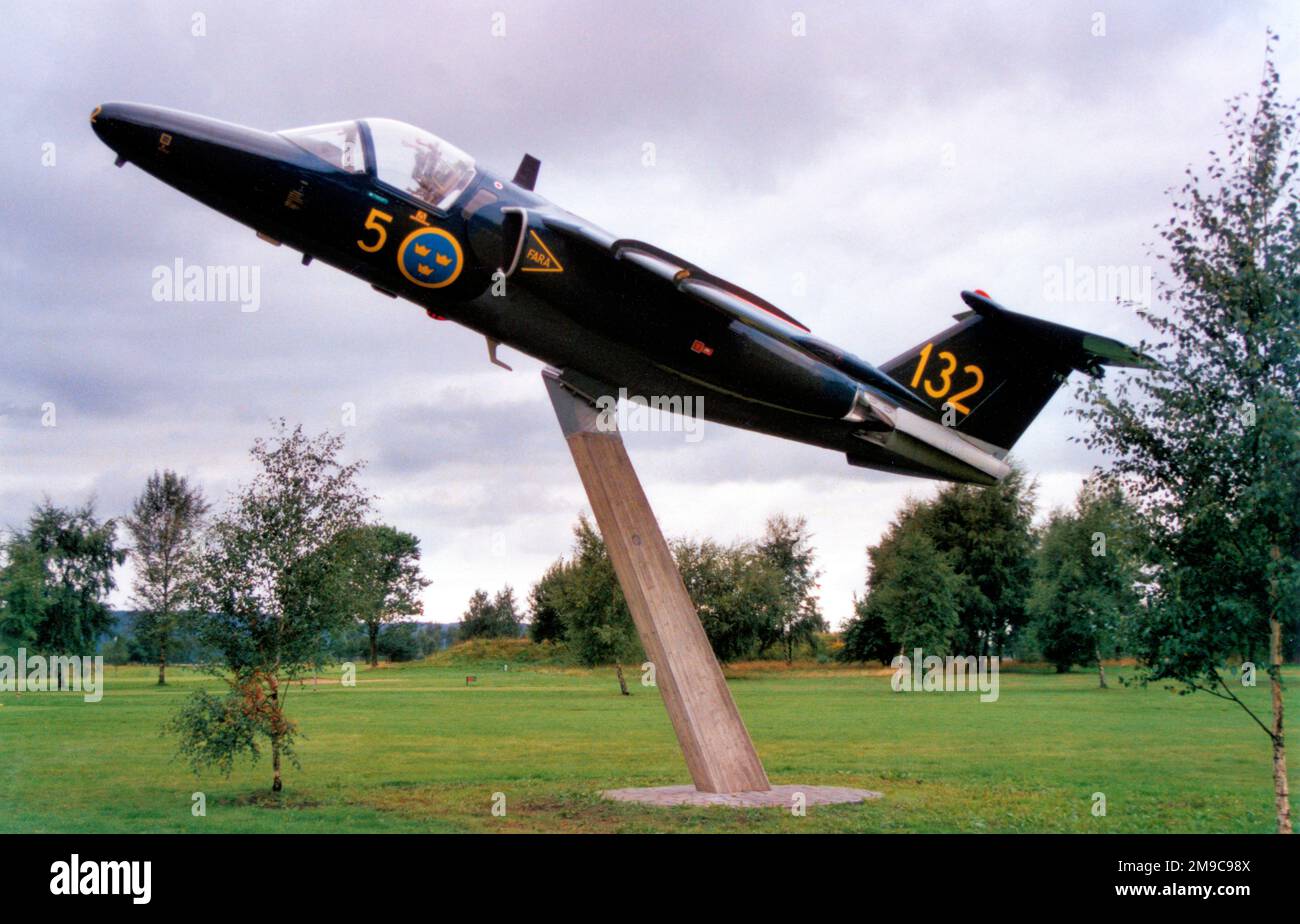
<box><xmin>100</xmin><ymin>611</ymin><xmax>465</xmax><ymax>663</ymax></box>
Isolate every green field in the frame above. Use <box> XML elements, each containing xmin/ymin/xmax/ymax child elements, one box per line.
<box><xmin>1</xmin><ymin>658</ymin><xmax>1294</xmax><ymax>833</ymax></box>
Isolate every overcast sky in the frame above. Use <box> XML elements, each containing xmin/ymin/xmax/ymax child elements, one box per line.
<box><xmin>3</xmin><ymin>1</ymin><xmax>1297</xmax><ymax>628</ymax></box>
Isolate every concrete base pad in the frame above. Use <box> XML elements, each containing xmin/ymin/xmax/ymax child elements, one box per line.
<box><xmin>601</xmin><ymin>783</ymin><xmax>882</xmax><ymax>808</ymax></box>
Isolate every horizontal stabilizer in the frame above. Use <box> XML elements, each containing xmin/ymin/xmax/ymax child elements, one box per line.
<box><xmin>957</xmin><ymin>289</ymin><xmax>1153</xmax><ymax>372</ymax></box>
<box><xmin>879</xmin><ymin>290</ymin><xmax>1152</xmax><ymax>455</ymax></box>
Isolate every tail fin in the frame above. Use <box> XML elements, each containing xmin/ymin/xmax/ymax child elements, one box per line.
<box><xmin>878</xmin><ymin>290</ymin><xmax>1150</xmax><ymax>455</ymax></box>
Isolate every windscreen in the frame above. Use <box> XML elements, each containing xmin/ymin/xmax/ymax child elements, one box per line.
<box><xmin>365</xmin><ymin>117</ymin><xmax>476</xmax><ymax>211</ymax></box>
<box><xmin>279</xmin><ymin>120</ymin><xmax>366</xmax><ymax>174</ymax></box>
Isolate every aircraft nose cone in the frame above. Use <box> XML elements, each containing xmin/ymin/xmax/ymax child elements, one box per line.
<box><xmin>89</xmin><ymin>102</ymin><xmax>117</xmax><ymax>145</ymax></box>
<box><xmin>90</xmin><ymin>101</ymin><xmax>307</xmax><ymax>224</ymax></box>
<box><xmin>89</xmin><ymin>101</ymin><xmax>298</xmax><ymax>172</ymax></box>
<box><xmin>89</xmin><ymin>101</ymin><xmax>155</xmax><ymax>153</ymax></box>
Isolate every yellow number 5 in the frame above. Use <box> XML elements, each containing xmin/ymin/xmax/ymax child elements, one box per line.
<box><xmin>356</xmin><ymin>208</ymin><xmax>393</xmax><ymax>253</ymax></box>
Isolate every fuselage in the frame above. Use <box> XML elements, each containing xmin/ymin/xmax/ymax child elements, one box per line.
<box><xmin>90</xmin><ymin>103</ymin><xmax>978</xmax><ymax>480</ymax></box>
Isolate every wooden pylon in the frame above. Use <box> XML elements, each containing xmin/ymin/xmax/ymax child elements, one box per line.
<box><xmin>544</xmin><ymin>370</ymin><xmax>771</xmax><ymax>793</ymax></box>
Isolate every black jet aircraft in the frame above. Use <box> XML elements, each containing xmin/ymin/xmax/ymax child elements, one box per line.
<box><xmin>91</xmin><ymin>103</ymin><xmax>1148</xmax><ymax>485</ymax></box>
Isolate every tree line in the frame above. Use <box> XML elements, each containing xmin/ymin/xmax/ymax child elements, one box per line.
<box><xmin>520</xmin><ymin>514</ymin><xmax>824</xmax><ymax>686</ymax></box>
<box><xmin>1</xmin><ymin>423</ymin><xmax>429</xmax><ymax>792</ymax></box>
<box><xmin>838</xmin><ymin>468</ymin><xmax>1147</xmax><ymax>691</ymax></box>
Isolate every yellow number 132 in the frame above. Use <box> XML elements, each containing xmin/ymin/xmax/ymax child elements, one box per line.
<box><xmin>910</xmin><ymin>343</ymin><xmax>985</xmax><ymax>415</ymax></box>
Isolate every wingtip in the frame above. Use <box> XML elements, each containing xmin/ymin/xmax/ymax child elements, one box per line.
<box><xmin>960</xmin><ymin>288</ymin><xmax>1157</xmax><ymax>370</ymax></box>
<box><xmin>959</xmin><ymin>289</ymin><xmax>1007</xmax><ymax>317</ymax></box>
<box><xmin>1080</xmin><ymin>333</ymin><xmax>1160</xmax><ymax>370</ymax></box>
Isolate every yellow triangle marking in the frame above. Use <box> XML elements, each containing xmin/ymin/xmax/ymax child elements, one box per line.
<box><xmin>520</xmin><ymin>229</ymin><xmax>564</xmax><ymax>273</ymax></box>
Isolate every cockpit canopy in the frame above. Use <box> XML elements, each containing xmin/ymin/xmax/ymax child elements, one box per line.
<box><xmin>280</xmin><ymin>120</ymin><xmax>366</xmax><ymax>174</ymax></box>
<box><xmin>365</xmin><ymin>118</ymin><xmax>477</xmax><ymax>212</ymax></box>
<box><xmin>280</xmin><ymin>118</ymin><xmax>477</xmax><ymax>212</ymax></box>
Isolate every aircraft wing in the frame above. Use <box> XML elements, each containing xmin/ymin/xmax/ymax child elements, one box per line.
<box><xmin>544</xmin><ymin>217</ymin><xmax>809</xmax><ymax>336</ymax></box>
<box><xmin>542</xmin><ymin>216</ymin><xmax>925</xmax><ymax>410</ymax></box>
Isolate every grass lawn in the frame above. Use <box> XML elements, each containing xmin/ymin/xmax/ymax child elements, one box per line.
<box><xmin>1</xmin><ymin>659</ymin><xmax>1293</xmax><ymax>833</ymax></box>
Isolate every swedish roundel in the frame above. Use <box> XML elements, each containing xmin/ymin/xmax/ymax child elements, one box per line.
<box><xmin>397</xmin><ymin>227</ymin><xmax>463</xmax><ymax>289</ymax></box>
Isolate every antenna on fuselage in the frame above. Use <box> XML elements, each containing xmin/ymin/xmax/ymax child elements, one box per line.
<box><xmin>513</xmin><ymin>154</ymin><xmax>540</xmax><ymax>190</ymax></box>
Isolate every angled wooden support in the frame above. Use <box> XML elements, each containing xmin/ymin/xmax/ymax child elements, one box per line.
<box><xmin>543</xmin><ymin>369</ymin><xmax>771</xmax><ymax>793</ymax></box>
